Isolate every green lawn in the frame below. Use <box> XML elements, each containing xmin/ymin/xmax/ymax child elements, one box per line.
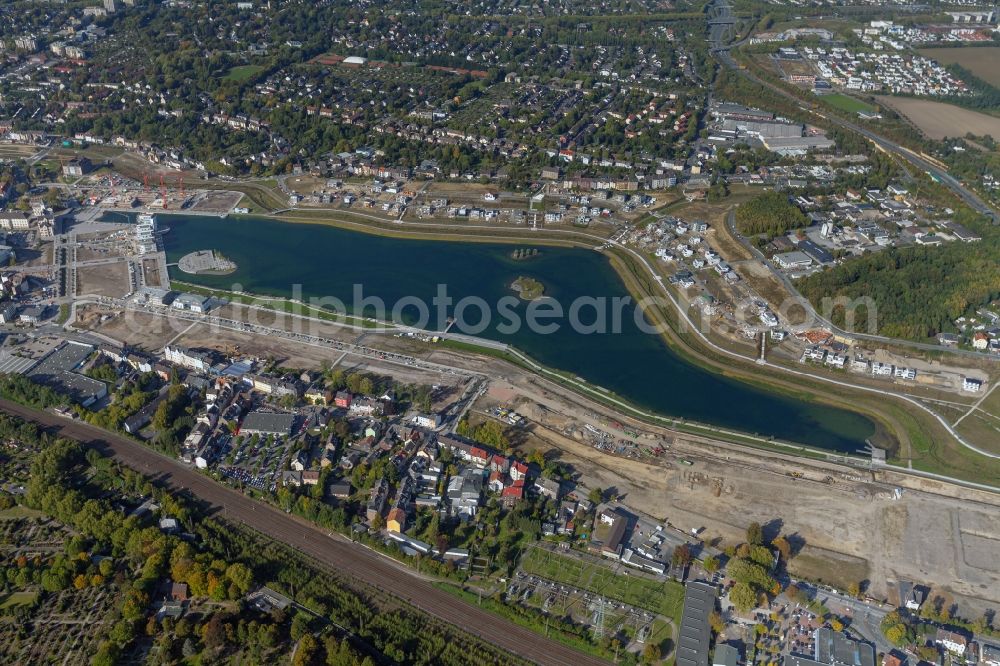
<box><xmin>0</xmin><ymin>506</ymin><xmax>45</xmax><ymax>520</ymax></box>
<box><xmin>223</xmin><ymin>65</ymin><xmax>266</xmax><ymax>82</ymax></box>
<box><xmin>0</xmin><ymin>589</ymin><xmax>38</xmax><ymax>610</ymax></box>
<box><xmin>520</xmin><ymin>547</ymin><xmax>684</xmax><ymax>622</ymax></box>
<box><xmin>820</xmin><ymin>93</ymin><xmax>875</xmax><ymax>115</ymax></box>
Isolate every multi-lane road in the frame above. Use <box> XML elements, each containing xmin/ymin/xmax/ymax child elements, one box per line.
<box><xmin>0</xmin><ymin>398</ymin><xmax>609</xmax><ymax>666</ymax></box>
<box><xmin>706</xmin><ymin>0</ymin><xmax>997</xmax><ymax>223</ymax></box>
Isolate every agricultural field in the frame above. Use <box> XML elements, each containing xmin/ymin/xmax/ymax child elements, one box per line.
<box><xmin>819</xmin><ymin>93</ymin><xmax>876</xmax><ymax>115</ymax></box>
<box><xmin>918</xmin><ymin>47</ymin><xmax>1000</xmax><ymax>88</ymax></box>
<box><xmin>519</xmin><ymin>546</ymin><xmax>684</xmax><ymax>622</ymax></box>
<box><xmin>877</xmin><ymin>96</ymin><xmax>1000</xmax><ymax>140</ymax></box>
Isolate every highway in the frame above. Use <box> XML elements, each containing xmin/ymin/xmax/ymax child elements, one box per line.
<box><xmin>0</xmin><ymin>398</ymin><xmax>610</xmax><ymax>666</ymax></box>
<box><xmin>706</xmin><ymin>0</ymin><xmax>997</xmax><ymax>223</ymax></box>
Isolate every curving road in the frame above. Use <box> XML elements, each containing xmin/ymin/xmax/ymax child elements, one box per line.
<box><xmin>707</xmin><ymin>0</ymin><xmax>996</xmax><ymax>222</ymax></box>
<box><xmin>0</xmin><ymin>399</ymin><xmax>609</xmax><ymax>666</ymax></box>
<box><xmin>723</xmin><ymin>209</ymin><xmax>1000</xmax><ymax>360</ymax></box>
<box><xmin>268</xmin><ymin>206</ymin><xmax>1000</xmax><ymax>463</ymax></box>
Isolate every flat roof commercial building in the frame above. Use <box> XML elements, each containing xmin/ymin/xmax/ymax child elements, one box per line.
<box><xmin>27</xmin><ymin>342</ymin><xmax>107</xmax><ymax>406</ymax></box>
<box><xmin>797</xmin><ymin>239</ymin><xmax>834</xmax><ymax>264</ymax></box>
<box><xmin>676</xmin><ymin>582</ymin><xmax>717</xmax><ymax>666</ymax></box>
<box><xmin>762</xmin><ymin>136</ymin><xmax>836</xmax><ymax>154</ymax></box>
<box><xmin>240</xmin><ymin>411</ymin><xmax>296</xmax><ymax>436</ymax></box>
<box><xmin>722</xmin><ymin>119</ymin><xmax>804</xmax><ymax>139</ymax></box>
<box><xmin>773</xmin><ymin>251</ymin><xmax>813</xmax><ymax>270</ymax></box>
<box><xmin>172</xmin><ymin>293</ymin><xmax>211</xmax><ymax>313</ymax></box>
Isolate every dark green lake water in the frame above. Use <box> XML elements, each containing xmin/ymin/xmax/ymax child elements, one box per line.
<box><xmin>158</xmin><ymin>214</ymin><xmax>875</xmax><ymax>452</ymax></box>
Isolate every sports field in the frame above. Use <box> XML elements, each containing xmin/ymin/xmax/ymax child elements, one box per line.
<box><xmin>519</xmin><ymin>547</ymin><xmax>685</xmax><ymax>621</ymax></box>
<box><xmin>223</xmin><ymin>65</ymin><xmax>266</xmax><ymax>82</ymax></box>
<box><xmin>918</xmin><ymin>47</ymin><xmax>1000</xmax><ymax>87</ymax></box>
<box><xmin>820</xmin><ymin>93</ymin><xmax>875</xmax><ymax>114</ymax></box>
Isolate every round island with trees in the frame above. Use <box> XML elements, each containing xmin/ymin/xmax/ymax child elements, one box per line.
<box><xmin>510</xmin><ymin>276</ymin><xmax>545</xmax><ymax>301</ymax></box>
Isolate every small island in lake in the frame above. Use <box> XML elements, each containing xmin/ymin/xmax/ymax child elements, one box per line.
<box><xmin>510</xmin><ymin>247</ymin><xmax>540</xmax><ymax>261</ymax></box>
<box><xmin>511</xmin><ymin>276</ymin><xmax>545</xmax><ymax>301</ymax></box>
<box><xmin>178</xmin><ymin>250</ymin><xmax>237</xmax><ymax>275</ymax></box>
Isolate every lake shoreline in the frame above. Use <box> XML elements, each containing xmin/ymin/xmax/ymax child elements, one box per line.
<box><xmin>159</xmin><ymin>212</ymin><xmax>880</xmax><ymax>453</ymax></box>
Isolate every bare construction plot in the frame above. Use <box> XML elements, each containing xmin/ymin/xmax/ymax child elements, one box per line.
<box><xmin>74</xmin><ymin>302</ymin><xmax>1000</xmax><ymax>616</ymax></box>
<box><xmin>76</xmin><ymin>262</ymin><xmax>131</xmax><ymax>298</ymax></box>
<box><xmin>189</xmin><ymin>189</ymin><xmax>243</xmax><ymax>214</ymax></box>
<box><xmin>142</xmin><ymin>257</ymin><xmax>165</xmax><ymax>288</ymax></box>
<box><xmin>513</xmin><ymin>411</ymin><xmax>1000</xmax><ymax>612</ymax></box>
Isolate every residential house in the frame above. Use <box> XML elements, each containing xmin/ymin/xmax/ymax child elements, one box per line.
<box><xmin>469</xmin><ymin>447</ymin><xmax>490</xmax><ymax>468</ymax></box>
<box><xmin>366</xmin><ymin>478</ymin><xmax>389</xmax><ymax>522</ymax></box>
<box><xmin>328</xmin><ymin>479</ymin><xmax>352</xmax><ymax>500</ymax></box>
<box><xmin>935</xmin><ymin>629</ymin><xmax>967</xmax><ymax>656</ymax></box>
<box><xmin>534</xmin><ymin>477</ymin><xmax>562</xmax><ymax>500</ymax></box>
<box><xmin>334</xmin><ymin>391</ymin><xmax>353</xmax><ymax>408</ymax></box>
<box><xmin>501</xmin><ymin>479</ymin><xmax>525</xmax><ymax>507</ymax></box>
<box><xmin>386</xmin><ymin>507</ymin><xmax>407</xmax><ymax>533</ymax></box>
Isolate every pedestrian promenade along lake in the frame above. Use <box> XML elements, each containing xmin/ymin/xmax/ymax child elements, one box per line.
<box><xmin>162</xmin><ymin>214</ymin><xmax>876</xmax><ymax>452</ymax></box>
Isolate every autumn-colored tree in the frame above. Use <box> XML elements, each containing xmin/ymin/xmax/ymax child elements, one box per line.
<box><xmin>730</xmin><ymin>581</ymin><xmax>759</xmax><ymax>612</ymax></box>
<box><xmin>709</xmin><ymin>611</ymin><xmax>725</xmax><ymax>634</ymax></box>
<box><xmin>772</xmin><ymin>536</ymin><xmax>791</xmax><ymax>561</ymax></box>
<box><xmin>225</xmin><ymin>563</ymin><xmax>253</xmax><ymax>597</ymax></box>
<box><xmin>121</xmin><ymin>588</ymin><xmax>150</xmax><ymax>621</ymax></box>
<box><xmin>202</xmin><ymin>614</ymin><xmax>227</xmax><ymax>651</ymax></box>
<box><xmin>293</xmin><ymin>633</ymin><xmax>319</xmax><ymax>666</ymax></box>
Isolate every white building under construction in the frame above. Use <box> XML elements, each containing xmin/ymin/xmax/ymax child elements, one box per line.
<box><xmin>135</xmin><ymin>214</ymin><xmax>157</xmax><ymax>255</ymax></box>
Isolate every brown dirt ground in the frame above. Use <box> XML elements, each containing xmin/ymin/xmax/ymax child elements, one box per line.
<box><xmin>76</xmin><ymin>262</ymin><xmax>131</xmax><ymax>298</ymax></box>
<box><xmin>142</xmin><ymin>258</ymin><xmax>164</xmax><ymax>288</ymax></box>
<box><xmin>191</xmin><ymin>190</ymin><xmax>243</xmax><ymax>214</ymax></box>
<box><xmin>437</xmin><ymin>356</ymin><xmax>1000</xmax><ymax>614</ymax></box>
<box><xmin>73</xmin><ymin>302</ymin><xmax>1000</xmax><ymax>615</ymax></box>
<box><xmin>877</xmin><ymin>96</ymin><xmax>1000</xmax><ymax>140</ymax></box>
<box><xmin>77</xmin><ymin>246</ymin><xmax>125</xmax><ymax>262</ymax></box>
<box><xmin>918</xmin><ymin>47</ymin><xmax>1000</xmax><ymax>88</ymax></box>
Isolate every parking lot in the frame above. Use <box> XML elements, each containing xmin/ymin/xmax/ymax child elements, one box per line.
<box><xmin>218</xmin><ymin>433</ymin><xmax>291</xmax><ymax>492</ymax></box>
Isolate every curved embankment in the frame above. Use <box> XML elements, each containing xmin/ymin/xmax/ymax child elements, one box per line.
<box><xmin>170</xmin><ymin>208</ymin><xmax>999</xmax><ymax>481</ymax></box>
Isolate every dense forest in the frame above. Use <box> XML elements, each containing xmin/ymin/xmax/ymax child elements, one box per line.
<box><xmin>797</xmin><ymin>236</ymin><xmax>1000</xmax><ymax>340</ymax></box>
<box><xmin>735</xmin><ymin>191</ymin><xmax>809</xmax><ymax>237</ymax></box>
